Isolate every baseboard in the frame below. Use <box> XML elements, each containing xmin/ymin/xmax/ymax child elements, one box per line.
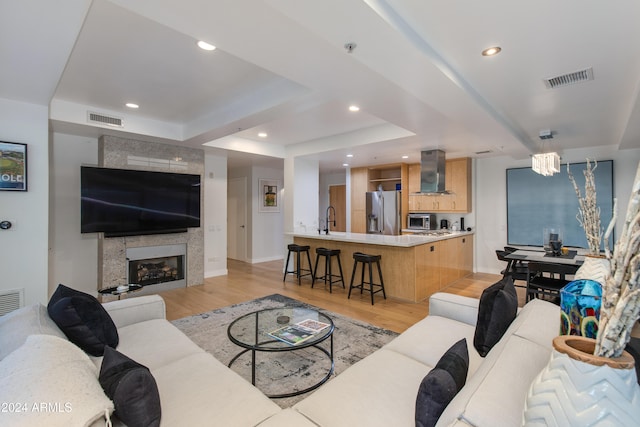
<box><xmin>204</xmin><ymin>268</ymin><xmax>228</xmax><ymax>278</ymax></box>
<box><xmin>250</xmin><ymin>255</ymin><xmax>284</xmax><ymax>264</ymax></box>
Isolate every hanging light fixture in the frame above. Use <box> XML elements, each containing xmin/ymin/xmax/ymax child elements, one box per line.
<box><xmin>532</xmin><ymin>130</ymin><xmax>561</xmax><ymax>176</ymax></box>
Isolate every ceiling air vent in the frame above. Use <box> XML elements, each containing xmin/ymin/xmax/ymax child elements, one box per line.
<box><xmin>475</xmin><ymin>150</ymin><xmax>492</xmax><ymax>155</ymax></box>
<box><xmin>87</xmin><ymin>111</ymin><xmax>124</xmax><ymax>127</ymax></box>
<box><xmin>543</xmin><ymin>67</ymin><xmax>594</xmax><ymax>89</ymax></box>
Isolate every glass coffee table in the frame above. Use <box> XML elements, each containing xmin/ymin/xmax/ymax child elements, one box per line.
<box><xmin>227</xmin><ymin>307</ymin><xmax>334</xmax><ymax>398</ymax></box>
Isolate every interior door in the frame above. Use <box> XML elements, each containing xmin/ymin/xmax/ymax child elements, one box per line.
<box><xmin>227</xmin><ymin>177</ymin><xmax>247</xmax><ymax>261</ymax></box>
<box><xmin>329</xmin><ymin>184</ymin><xmax>346</xmax><ymax>232</ymax></box>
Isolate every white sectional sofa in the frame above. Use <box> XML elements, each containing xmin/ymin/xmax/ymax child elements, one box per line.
<box><xmin>0</xmin><ymin>291</ymin><xmax>560</xmax><ymax>427</ymax></box>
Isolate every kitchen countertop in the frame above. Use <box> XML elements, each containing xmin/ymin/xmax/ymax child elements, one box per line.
<box><xmin>289</xmin><ymin>230</ymin><xmax>474</xmax><ymax>248</ymax></box>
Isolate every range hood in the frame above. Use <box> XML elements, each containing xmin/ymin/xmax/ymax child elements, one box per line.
<box><xmin>420</xmin><ymin>149</ymin><xmax>447</xmax><ymax>193</ymax></box>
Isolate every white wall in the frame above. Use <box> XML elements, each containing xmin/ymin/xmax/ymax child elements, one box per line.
<box><xmin>49</xmin><ymin>133</ymin><xmax>99</xmax><ymax>296</ymax></box>
<box><xmin>475</xmin><ymin>147</ymin><xmax>640</xmax><ymax>275</ymax></box>
<box><xmin>292</xmin><ymin>157</ymin><xmax>320</xmax><ymax>232</ymax></box>
<box><xmin>251</xmin><ymin>165</ymin><xmax>284</xmax><ymax>263</ymax></box>
<box><xmin>204</xmin><ymin>154</ymin><xmax>228</xmax><ymax>277</ymax></box>
<box><xmin>0</xmin><ymin>99</ymin><xmax>49</xmax><ymax>306</ymax></box>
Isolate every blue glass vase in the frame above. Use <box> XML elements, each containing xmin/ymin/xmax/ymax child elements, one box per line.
<box><xmin>559</xmin><ymin>279</ymin><xmax>602</xmax><ymax>339</ymax></box>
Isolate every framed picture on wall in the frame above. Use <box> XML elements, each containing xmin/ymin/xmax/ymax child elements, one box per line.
<box><xmin>0</xmin><ymin>141</ymin><xmax>27</xmax><ymax>191</ymax></box>
<box><xmin>259</xmin><ymin>179</ymin><xmax>279</xmax><ymax>212</ymax></box>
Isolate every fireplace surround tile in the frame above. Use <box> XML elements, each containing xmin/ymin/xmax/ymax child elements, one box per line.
<box><xmin>97</xmin><ymin>136</ymin><xmax>204</xmax><ymax>292</ymax></box>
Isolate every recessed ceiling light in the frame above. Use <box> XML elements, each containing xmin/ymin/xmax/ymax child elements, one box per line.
<box><xmin>346</xmin><ymin>154</ymin><xmax>354</xmax><ymax>158</ymax></box>
<box><xmin>402</xmin><ymin>155</ymin><xmax>409</xmax><ymax>159</ymax></box>
<box><xmin>481</xmin><ymin>46</ymin><xmax>501</xmax><ymax>56</ymax></box>
<box><xmin>258</xmin><ymin>132</ymin><xmax>268</xmax><ymax>138</ymax></box>
<box><xmin>348</xmin><ymin>105</ymin><xmax>360</xmax><ymax>112</ymax></box>
<box><xmin>197</xmin><ymin>40</ymin><xmax>216</xmax><ymax>51</ymax></box>
<box><xmin>125</xmin><ymin>103</ymin><xmax>139</xmax><ymax>109</ymax></box>
<box><xmin>343</xmin><ymin>163</ymin><xmax>349</xmax><ymax>167</ymax></box>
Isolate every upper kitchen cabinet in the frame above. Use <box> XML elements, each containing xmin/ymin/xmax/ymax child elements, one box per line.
<box><xmin>407</xmin><ymin>158</ymin><xmax>472</xmax><ymax>213</ymax></box>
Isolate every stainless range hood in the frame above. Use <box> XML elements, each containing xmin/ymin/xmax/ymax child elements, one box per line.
<box><xmin>420</xmin><ymin>149</ymin><xmax>447</xmax><ymax>193</ymax></box>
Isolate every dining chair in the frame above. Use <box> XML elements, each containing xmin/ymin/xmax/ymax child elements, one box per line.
<box><xmin>496</xmin><ymin>248</ymin><xmax>528</xmax><ymax>288</ymax></box>
<box><xmin>526</xmin><ymin>261</ymin><xmax>579</xmax><ymax>304</ymax></box>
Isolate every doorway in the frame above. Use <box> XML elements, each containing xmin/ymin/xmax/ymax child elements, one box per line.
<box><xmin>227</xmin><ymin>177</ymin><xmax>247</xmax><ymax>261</ymax></box>
<box><xmin>329</xmin><ymin>184</ymin><xmax>346</xmax><ymax>232</ymax></box>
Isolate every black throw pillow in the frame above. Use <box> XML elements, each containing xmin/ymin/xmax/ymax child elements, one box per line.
<box><xmin>473</xmin><ymin>276</ymin><xmax>517</xmax><ymax>357</ymax></box>
<box><xmin>47</xmin><ymin>284</ymin><xmax>118</xmax><ymax>356</ymax></box>
<box><xmin>415</xmin><ymin>339</ymin><xmax>469</xmax><ymax>427</ymax></box>
<box><xmin>100</xmin><ymin>346</ymin><xmax>161</xmax><ymax>427</ymax></box>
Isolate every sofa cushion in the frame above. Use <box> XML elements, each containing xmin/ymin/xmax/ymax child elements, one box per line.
<box><xmin>99</xmin><ymin>346</ymin><xmax>161</xmax><ymax>427</ymax></box>
<box><xmin>436</xmin><ymin>299</ymin><xmax>559</xmax><ymax>427</ymax></box>
<box><xmin>294</xmin><ymin>348</ymin><xmax>433</xmax><ymax>427</ymax></box>
<box><xmin>112</xmin><ymin>318</ymin><xmax>204</xmax><ymax>370</ymax></box>
<box><xmin>473</xmin><ymin>276</ymin><xmax>517</xmax><ymax>357</ymax></box>
<box><xmin>416</xmin><ymin>339</ymin><xmax>469</xmax><ymax>427</ymax></box>
<box><xmin>0</xmin><ymin>303</ymin><xmax>67</xmax><ymax>360</ymax></box>
<box><xmin>150</xmin><ymin>352</ymin><xmax>281</xmax><ymax>427</ymax></box>
<box><xmin>455</xmin><ymin>335</ymin><xmax>551</xmax><ymax>427</ymax></box>
<box><xmin>0</xmin><ymin>334</ymin><xmax>113</xmax><ymax>427</ymax></box>
<box><xmin>47</xmin><ymin>284</ymin><xmax>118</xmax><ymax>356</ymax></box>
<box><xmin>383</xmin><ymin>315</ymin><xmax>482</xmax><ymax>377</ymax></box>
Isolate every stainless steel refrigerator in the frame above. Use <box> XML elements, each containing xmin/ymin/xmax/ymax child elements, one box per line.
<box><xmin>366</xmin><ymin>191</ymin><xmax>401</xmax><ymax>235</ymax></box>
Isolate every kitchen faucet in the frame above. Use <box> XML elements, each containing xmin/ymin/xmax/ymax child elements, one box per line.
<box><xmin>325</xmin><ymin>206</ymin><xmax>336</xmax><ymax>234</ymax></box>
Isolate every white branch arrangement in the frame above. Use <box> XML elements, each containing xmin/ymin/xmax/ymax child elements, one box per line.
<box><xmin>594</xmin><ymin>161</ymin><xmax>640</xmax><ymax>358</ymax></box>
<box><xmin>567</xmin><ymin>159</ymin><xmax>602</xmax><ymax>256</ymax></box>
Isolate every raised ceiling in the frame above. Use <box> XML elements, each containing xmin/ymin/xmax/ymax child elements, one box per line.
<box><xmin>2</xmin><ymin>0</ymin><xmax>639</xmax><ymax>172</ymax></box>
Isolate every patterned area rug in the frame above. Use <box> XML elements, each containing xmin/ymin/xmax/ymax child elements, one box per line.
<box><xmin>171</xmin><ymin>294</ymin><xmax>399</xmax><ymax>408</ymax></box>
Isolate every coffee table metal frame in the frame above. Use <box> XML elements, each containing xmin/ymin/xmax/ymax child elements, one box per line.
<box><xmin>227</xmin><ymin>307</ymin><xmax>335</xmax><ymax>398</ymax></box>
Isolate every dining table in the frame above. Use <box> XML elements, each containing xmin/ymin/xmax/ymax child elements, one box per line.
<box><xmin>504</xmin><ymin>247</ymin><xmax>587</xmax><ymax>267</ymax></box>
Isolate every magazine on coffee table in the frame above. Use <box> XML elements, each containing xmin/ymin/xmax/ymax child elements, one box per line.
<box><xmin>268</xmin><ymin>319</ymin><xmax>330</xmax><ymax>345</ymax></box>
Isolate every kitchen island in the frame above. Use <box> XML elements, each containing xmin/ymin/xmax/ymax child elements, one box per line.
<box><xmin>291</xmin><ymin>231</ymin><xmax>473</xmax><ymax>302</ymax></box>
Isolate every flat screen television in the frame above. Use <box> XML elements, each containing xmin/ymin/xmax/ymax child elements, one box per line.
<box><xmin>81</xmin><ymin>166</ymin><xmax>201</xmax><ymax>237</ymax></box>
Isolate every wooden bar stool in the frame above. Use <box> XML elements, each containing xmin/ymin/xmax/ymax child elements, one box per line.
<box><xmin>312</xmin><ymin>248</ymin><xmax>345</xmax><ymax>293</ymax></box>
<box><xmin>283</xmin><ymin>244</ymin><xmax>313</xmax><ymax>285</ymax></box>
<box><xmin>348</xmin><ymin>252</ymin><xmax>386</xmax><ymax>305</ymax></box>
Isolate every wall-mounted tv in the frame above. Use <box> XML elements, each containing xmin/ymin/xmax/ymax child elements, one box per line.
<box><xmin>81</xmin><ymin>166</ymin><xmax>201</xmax><ymax>237</ymax></box>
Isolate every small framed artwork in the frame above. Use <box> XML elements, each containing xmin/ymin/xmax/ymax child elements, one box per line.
<box><xmin>259</xmin><ymin>179</ymin><xmax>279</xmax><ymax>212</ymax></box>
<box><xmin>0</xmin><ymin>141</ymin><xmax>27</xmax><ymax>191</ymax></box>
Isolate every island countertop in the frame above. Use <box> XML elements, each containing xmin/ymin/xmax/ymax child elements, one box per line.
<box><xmin>287</xmin><ymin>230</ymin><xmax>474</xmax><ymax>248</ymax></box>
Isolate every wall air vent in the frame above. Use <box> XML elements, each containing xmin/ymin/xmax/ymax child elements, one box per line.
<box><xmin>87</xmin><ymin>111</ymin><xmax>124</xmax><ymax>127</ymax></box>
<box><xmin>543</xmin><ymin>67</ymin><xmax>594</xmax><ymax>89</ymax></box>
<box><xmin>0</xmin><ymin>288</ymin><xmax>24</xmax><ymax>316</ymax></box>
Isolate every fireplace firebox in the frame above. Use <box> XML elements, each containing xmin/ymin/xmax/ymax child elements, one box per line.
<box><xmin>125</xmin><ymin>244</ymin><xmax>187</xmax><ymax>293</ymax></box>
<box><xmin>129</xmin><ymin>255</ymin><xmax>184</xmax><ymax>286</ymax></box>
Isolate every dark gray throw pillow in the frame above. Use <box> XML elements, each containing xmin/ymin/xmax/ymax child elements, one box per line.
<box><xmin>100</xmin><ymin>346</ymin><xmax>161</xmax><ymax>427</ymax></box>
<box><xmin>473</xmin><ymin>276</ymin><xmax>517</xmax><ymax>357</ymax></box>
<box><xmin>415</xmin><ymin>339</ymin><xmax>469</xmax><ymax>427</ymax></box>
<box><xmin>47</xmin><ymin>284</ymin><xmax>118</xmax><ymax>356</ymax></box>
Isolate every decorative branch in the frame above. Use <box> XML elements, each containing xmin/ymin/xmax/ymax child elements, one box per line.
<box><xmin>567</xmin><ymin>159</ymin><xmax>602</xmax><ymax>255</ymax></box>
<box><xmin>595</xmin><ymin>161</ymin><xmax>640</xmax><ymax>357</ymax></box>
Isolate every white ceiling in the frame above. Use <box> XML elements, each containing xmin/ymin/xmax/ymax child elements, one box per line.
<box><xmin>2</xmin><ymin>0</ymin><xmax>639</xmax><ymax>173</ymax></box>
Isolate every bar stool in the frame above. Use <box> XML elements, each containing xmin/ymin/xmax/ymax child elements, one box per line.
<box><xmin>348</xmin><ymin>252</ymin><xmax>386</xmax><ymax>305</ymax></box>
<box><xmin>312</xmin><ymin>248</ymin><xmax>345</xmax><ymax>293</ymax></box>
<box><xmin>283</xmin><ymin>244</ymin><xmax>313</xmax><ymax>285</ymax></box>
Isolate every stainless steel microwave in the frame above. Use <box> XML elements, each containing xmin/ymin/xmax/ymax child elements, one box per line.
<box><xmin>407</xmin><ymin>213</ymin><xmax>436</xmax><ymax>230</ymax></box>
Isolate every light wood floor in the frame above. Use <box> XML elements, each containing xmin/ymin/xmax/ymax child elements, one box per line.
<box><xmin>158</xmin><ymin>259</ymin><xmax>523</xmax><ymax>333</ymax></box>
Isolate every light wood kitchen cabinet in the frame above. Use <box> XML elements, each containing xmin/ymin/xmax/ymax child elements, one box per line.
<box><xmin>351</xmin><ymin>163</ymin><xmax>409</xmax><ymax>231</ymax></box>
<box><xmin>445</xmin><ymin>158</ymin><xmax>472</xmax><ymax>213</ymax></box>
<box><xmin>407</xmin><ymin>158</ymin><xmax>472</xmax><ymax>213</ymax></box>
<box><xmin>350</xmin><ymin>167</ymin><xmax>368</xmax><ymax>233</ymax></box>
<box><xmin>415</xmin><ymin>241</ymin><xmax>441</xmax><ymax>301</ymax></box>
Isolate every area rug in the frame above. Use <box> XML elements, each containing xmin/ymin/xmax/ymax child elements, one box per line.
<box><xmin>171</xmin><ymin>294</ymin><xmax>399</xmax><ymax>408</ymax></box>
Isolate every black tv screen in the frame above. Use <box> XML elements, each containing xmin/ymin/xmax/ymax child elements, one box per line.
<box><xmin>81</xmin><ymin>166</ymin><xmax>201</xmax><ymax>237</ymax></box>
